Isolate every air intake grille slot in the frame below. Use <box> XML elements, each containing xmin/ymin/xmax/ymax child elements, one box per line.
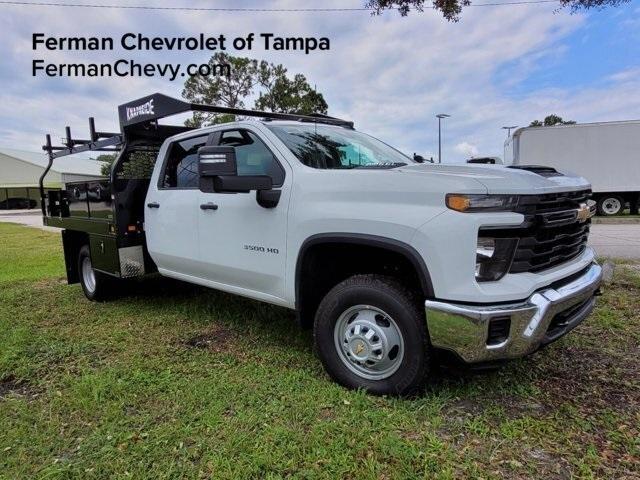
<box><xmin>507</xmin><ymin>165</ymin><xmax>563</xmax><ymax>177</ymax></box>
<box><xmin>487</xmin><ymin>317</ymin><xmax>511</xmax><ymax>346</ymax></box>
<box><xmin>546</xmin><ymin>297</ymin><xmax>594</xmax><ymax>340</ymax></box>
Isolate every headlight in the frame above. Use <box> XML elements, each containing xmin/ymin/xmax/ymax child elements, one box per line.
<box><xmin>476</xmin><ymin>236</ymin><xmax>518</xmax><ymax>282</ymax></box>
<box><xmin>446</xmin><ymin>194</ymin><xmax>519</xmax><ymax>212</ymax></box>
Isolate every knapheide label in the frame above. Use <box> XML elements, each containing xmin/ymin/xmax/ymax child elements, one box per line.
<box><xmin>126</xmin><ymin>99</ymin><xmax>154</xmax><ymax>121</ymax></box>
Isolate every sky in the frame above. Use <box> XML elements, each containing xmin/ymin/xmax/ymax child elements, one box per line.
<box><xmin>0</xmin><ymin>0</ymin><xmax>638</xmax><ymax>163</ymax></box>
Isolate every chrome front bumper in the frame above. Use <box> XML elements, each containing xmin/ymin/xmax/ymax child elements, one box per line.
<box><xmin>425</xmin><ymin>263</ymin><xmax>602</xmax><ymax>363</ymax></box>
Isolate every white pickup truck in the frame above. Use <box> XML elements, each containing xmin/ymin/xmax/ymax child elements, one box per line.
<box><xmin>41</xmin><ymin>94</ymin><xmax>603</xmax><ymax>395</ymax></box>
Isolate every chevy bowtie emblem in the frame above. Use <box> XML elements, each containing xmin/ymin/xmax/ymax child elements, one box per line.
<box><xmin>354</xmin><ymin>342</ymin><xmax>365</xmax><ymax>355</ymax></box>
<box><xmin>576</xmin><ymin>203</ymin><xmax>592</xmax><ymax>223</ymax></box>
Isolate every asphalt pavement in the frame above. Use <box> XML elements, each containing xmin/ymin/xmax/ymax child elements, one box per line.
<box><xmin>1</xmin><ymin>210</ymin><xmax>639</xmax><ymax>259</ymax></box>
<box><xmin>587</xmin><ymin>224</ymin><xmax>640</xmax><ymax>259</ymax></box>
<box><xmin>0</xmin><ymin>209</ymin><xmax>59</xmax><ymax>232</ymax></box>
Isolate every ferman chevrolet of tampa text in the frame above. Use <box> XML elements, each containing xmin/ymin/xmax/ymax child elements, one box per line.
<box><xmin>32</xmin><ymin>33</ymin><xmax>329</xmax><ymax>52</ymax></box>
<box><xmin>31</xmin><ymin>33</ymin><xmax>330</xmax><ymax>80</ymax></box>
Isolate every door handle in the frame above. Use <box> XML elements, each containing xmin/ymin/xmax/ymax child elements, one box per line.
<box><xmin>200</xmin><ymin>202</ymin><xmax>218</xmax><ymax>211</ymax></box>
<box><xmin>147</xmin><ymin>202</ymin><xmax>160</xmax><ymax>209</ymax></box>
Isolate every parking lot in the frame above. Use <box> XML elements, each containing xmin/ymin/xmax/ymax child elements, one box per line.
<box><xmin>587</xmin><ymin>223</ymin><xmax>640</xmax><ymax>259</ymax></box>
<box><xmin>0</xmin><ymin>209</ymin><xmax>59</xmax><ymax>232</ymax></box>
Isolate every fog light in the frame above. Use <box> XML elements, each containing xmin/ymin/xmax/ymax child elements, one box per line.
<box><xmin>476</xmin><ymin>236</ymin><xmax>518</xmax><ymax>282</ymax></box>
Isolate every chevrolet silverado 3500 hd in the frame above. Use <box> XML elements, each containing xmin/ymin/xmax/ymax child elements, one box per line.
<box><xmin>40</xmin><ymin>94</ymin><xmax>602</xmax><ymax>395</ymax></box>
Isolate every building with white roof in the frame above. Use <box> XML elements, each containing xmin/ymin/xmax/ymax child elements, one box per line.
<box><xmin>0</xmin><ymin>147</ymin><xmax>106</xmax><ymax>209</ymax></box>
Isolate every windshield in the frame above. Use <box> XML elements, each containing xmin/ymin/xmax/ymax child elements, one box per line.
<box><xmin>266</xmin><ymin>124</ymin><xmax>412</xmax><ymax>169</ymax></box>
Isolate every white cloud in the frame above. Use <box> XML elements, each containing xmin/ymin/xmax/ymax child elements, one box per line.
<box><xmin>455</xmin><ymin>141</ymin><xmax>479</xmax><ymax>158</ymax></box>
<box><xmin>607</xmin><ymin>67</ymin><xmax>640</xmax><ymax>83</ymax></box>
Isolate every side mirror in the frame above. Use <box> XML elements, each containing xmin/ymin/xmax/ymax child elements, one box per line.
<box><xmin>198</xmin><ymin>146</ymin><xmax>237</xmax><ymax>177</ymax></box>
<box><xmin>198</xmin><ymin>146</ymin><xmax>272</xmax><ymax>193</ymax></box>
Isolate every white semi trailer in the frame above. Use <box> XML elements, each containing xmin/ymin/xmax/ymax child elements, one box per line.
<box><xmin>504</xmin><ymin>120</ymin><xmax>640</xmax><ymax>215</ymax></box>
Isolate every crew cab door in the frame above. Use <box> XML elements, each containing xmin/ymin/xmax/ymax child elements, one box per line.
<box><xmin>145</xmin><ymin>133</ymin><xmax>210</xmax><ymax>275</ymax></box>
<box><xmin>197</xmin><ymin>127</ymin><xmax>291</xmax><ymax>303</ymax></box>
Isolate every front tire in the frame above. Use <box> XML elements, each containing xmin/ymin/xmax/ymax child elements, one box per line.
<box><xmin>597</xmin><ymin>195</ymin><xmax>625</xmax><ymax>216</ymax></box>
<box><xmin>77</xmin><ymin>245</ymin><xmax>113</xmax><ymax>301</ymax></box>
<box><xmin>314</xmin><ymin>275</ymin><xmax>431</xmax><ymax>396</ymax></box>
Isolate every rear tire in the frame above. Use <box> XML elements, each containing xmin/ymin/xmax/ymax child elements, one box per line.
<box><xmin>597</xmin><ymin>195</ymin><xmax>624</xmax><ymax>216</ymax></box>
<box><xmin>77</xmin><ymin>245</ymin><xmax>114</xmax><ymax>302</ymax></box>
<box><xmin>313</xmin><ymin>274</ymin><xmax>431</xmax><ymax>396</ymax></box>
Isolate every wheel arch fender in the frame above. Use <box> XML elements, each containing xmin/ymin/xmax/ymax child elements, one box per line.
<box><xmin>294</xmin><ymin>233</ymin><xmax>435</xmax><ymax>312</ymax></box>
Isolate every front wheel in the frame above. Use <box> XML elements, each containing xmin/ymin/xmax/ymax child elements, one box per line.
<box><xmin>77</xmin><ymin>245</ymin><xmax>114</xmax><ymax>301</ymax></box>
<box><xmin>314</xmin><ymin>275</ymin><xmax>431</xmax><ymax>396</ymax></box>
<box><xmin>597</xmin><ymin>195</ymin><xmax>625</xmax><ymax>216</ymax></box>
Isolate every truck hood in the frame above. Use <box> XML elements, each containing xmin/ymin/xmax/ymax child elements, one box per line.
<box><xmin>396</xmin><ymin>163</ymin><xmax>591</xmax><ymax>194</ymax></box>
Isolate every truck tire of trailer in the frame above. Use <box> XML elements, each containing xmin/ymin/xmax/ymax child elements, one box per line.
<box><xmin>594</xmin><ymin>192</ymin><xmax>640</xmax><ymax>216</ymax></box>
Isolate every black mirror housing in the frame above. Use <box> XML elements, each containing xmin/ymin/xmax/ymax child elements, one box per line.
<box><xmin>198</xmin><ymin>146</ymin><xmax>237</xmax><ymax>177</ymax></box>
<box><xmin>256</xmin><ymin>189</ymin><xmax>281</xmax><ymax>208</ymax></box>
<box><xmin>198</xmin><ymin>145</ymin><xmax>273</xmax><ymax>194</ymax></box>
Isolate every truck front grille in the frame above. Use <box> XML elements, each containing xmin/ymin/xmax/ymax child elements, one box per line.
<box><xmin>482</xmin><ymin>189</ymin><xmax>592</xmax><ymax>274</ymax></box>
<box><xmin>509</xmin><ymin>222</ymin><xmax>590</xmax><ymax>273</ymax></box>
<box><xmin>517</xmin><ymin>189</ymin><xmax>592</xmax><ymax>219</ymax></box>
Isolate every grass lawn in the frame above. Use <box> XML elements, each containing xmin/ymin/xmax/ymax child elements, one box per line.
<box><xmin>1</xmin><ymin>222</ymin><xmax>638</xmax><ymax>479</ymax></box>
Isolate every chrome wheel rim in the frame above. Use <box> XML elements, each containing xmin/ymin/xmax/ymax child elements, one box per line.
<box><xmin>81</xmin><ymin>256</ymin><xmax>96</xmax><ymax>293</ymax></box>
<box><xmin>602</xmin><ymin>198</ymin><xmax>622</xmax><ymax>215</ymax></box>
<box><xmin>333</xmin><ymin>305</ymin><xmax>404</xmax><ymax>380</ymax></box>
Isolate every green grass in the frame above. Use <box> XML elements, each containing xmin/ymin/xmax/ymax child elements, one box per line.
<box><xmin>1</xmin><ymin>222</ymin><xmax>639</xmax><ymax>479</ymax></box>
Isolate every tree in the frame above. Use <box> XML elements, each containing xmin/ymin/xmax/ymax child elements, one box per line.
<box><xmin>366</xmin><ymin>0</ymin><xmax>630</xmax><ymax>22</ymax></box>
<box><xmin>97</xmin><ymin>153</ymin><xmax>117</xmax><ymax>176</ymax></box>
<box><xmin>254</xmin><ymin>63</ymin><xmax>328</xmax><ymax>114</ymax></box>
<box><xmin>529</xmin><ymin>114</ymin><xmax>576</xmax><ymax>127</ymax></box>
<box><xmin>97</xmin><ymin>152</ymin><xmax>156</xmax><ymax>179</ymax></box>
<box><xmin>182</xmin><ymin>53</ymin><xmax>328</xmax><ymax>127</ymax></box>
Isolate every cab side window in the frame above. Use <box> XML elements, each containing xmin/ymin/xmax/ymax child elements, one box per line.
<box><xmin>219</xmin><ymin>129</ymin><xmax>285</xmax><ymax>186</ymax></box>
<box><xmin>161</xmin><ymin>135</ymin><xmax>208</xmax><ymax>188</ymax></box>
